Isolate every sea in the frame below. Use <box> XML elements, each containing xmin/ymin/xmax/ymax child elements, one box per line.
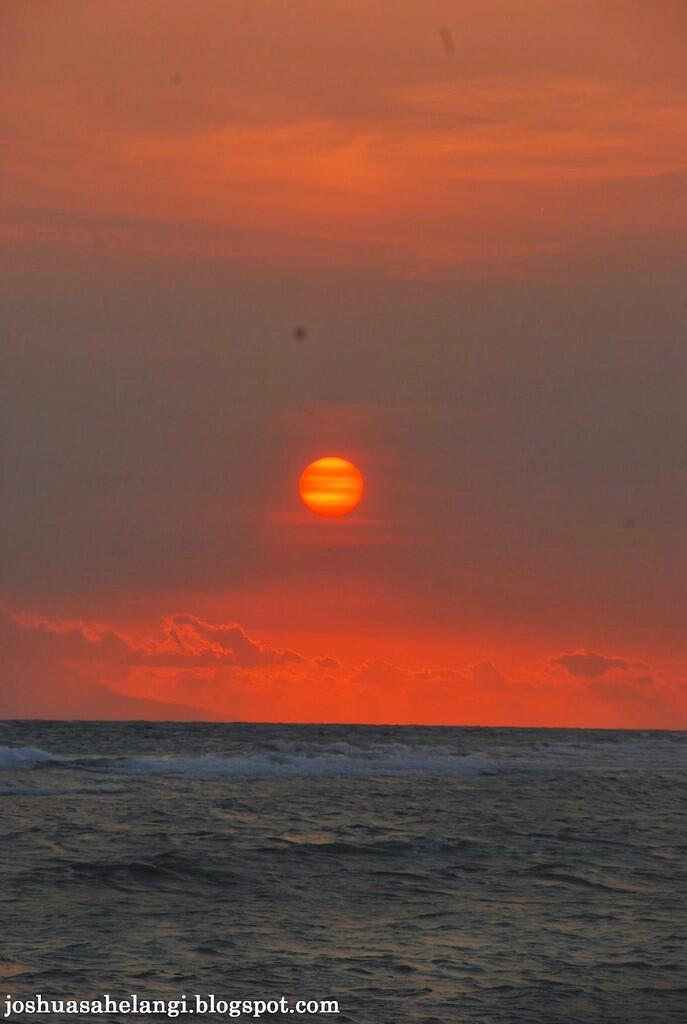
<box><xmin>1</xmin><ymin>722</ymin><xmax>685</xmax><ymax>1024</ymax></box>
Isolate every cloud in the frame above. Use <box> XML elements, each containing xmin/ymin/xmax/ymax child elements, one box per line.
<box><xmin>470</xmin><ymin>661</ymin><xmax>510</xmax><ymax>692</ymax></box>
<box><xmin>4</xmin><ymin>0</ymin><xmax>687</xmax><ymax>276</ymax></box>
<box><xmin>590</xmin><ymin>674</ymin><xmax>657</xmax><ymax>703</ymax></box>
<box><xmin>0</xmin><ymin>609</ymin><xmax>214</xmax><ymax>720</ymax></box>
<box><xmin>552</xmin><ymin>650</ymin><xmax>649</xmax><ymax>678</ymax></box>
<box><xmin>352</xmin><ymin>660</ymin><xmax>407</xmax><ymax>686</ymax></box>
<box><xmin>162</xmin><ymin>614</ymin><xmax>304</xmax><ymax>667</ymax></box>
<box><xmin>1</xmin><ymin>607</ymin><xmax>684</xmax><ymax>728</ymax></box>
<box><xmin>314</xmin><ymin>656</ymin><xmax>340</xmax><ymax>669</ymax></box>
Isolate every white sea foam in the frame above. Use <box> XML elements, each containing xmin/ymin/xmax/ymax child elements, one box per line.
<box><xmin>1</xmin><ymin>734</ymin><xmax>683</xmax><ymax>781</ymax></box>
<box><xmin>0</xmin><ymin>741</ymin><xmax>498</xmax><ymax>780</ymax></box>
<box><xmin>0</xmin><ymin>745</ymin><xmax>62</xmax><ymax>770</ymax></box>
<box><xmin>109</xmin><ymin>744</ymin><xmax>499</xmax><ymax>781</ymax></box>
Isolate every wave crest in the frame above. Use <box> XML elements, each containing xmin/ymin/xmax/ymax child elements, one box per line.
<box><xmin>0</xmin><ymin>741</ymin><xmax>497</xmax><ymax>781</ymax></box>
<box><xmin>0</xmin><ymin>745</ymin><xmax>61</xmax><ymax>770</ymax></box>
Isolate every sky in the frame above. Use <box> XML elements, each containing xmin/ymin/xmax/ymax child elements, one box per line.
<box><xmin>1</xmin><ymin>0</ymin><xmax>686</xmax><ymax>726</ymax></box>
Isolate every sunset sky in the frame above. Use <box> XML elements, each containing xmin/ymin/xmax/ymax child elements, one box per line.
<box><xmin>1</xmin><ymin>1</ymin><xmax>686</xmax><ymax>726</ymax></box>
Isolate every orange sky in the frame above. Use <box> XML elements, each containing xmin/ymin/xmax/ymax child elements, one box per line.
<box><xmin>1</xmin><ymin>1</ymin><xmax>686</xmax><ymax>726</ymax></box>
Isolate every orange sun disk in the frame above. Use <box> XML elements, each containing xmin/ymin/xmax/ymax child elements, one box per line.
<box><xmin>299</xmin><ymin>457</ymin><xmax>364</xmax><ymax>517</ymax></box>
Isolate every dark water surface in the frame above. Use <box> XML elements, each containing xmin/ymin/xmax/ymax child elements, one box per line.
<box><xmin>1</xmin><ymin>722</ymin><xmax>686</xmax><ymax>1023</ymax></box>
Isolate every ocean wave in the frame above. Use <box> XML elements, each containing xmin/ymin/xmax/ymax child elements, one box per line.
<box><xmin>0</xmin><ymin>741</ymin><xmax>498</xmax><ymax>780</ymax></box>
<box><xmin>268</xmin><ymin>835</ymin><xmax>479</xmax><ymax>857</ymax></box>
<box><xmin>0</xmin><ymin>786</ymin><xmax>129</xmax><ymax>797</ymax></box>
<box><xmin>64</xmin><ymin>852</ymin><xmax>242</xmax><ymax>892</ymax></box>
<box><xmin>3</xmin><ymin>732</ymin><xmax>682</xmax><ymax>781</ymax></box>
<box><xmin>0</xmin><ymin>745</ymin><xmax>63</xmax><ymax>770</ymax></box>
<box><xmin>105</xmin><ymin>745</ymin><xmax>499</xmax><ymax>781</ymax></box>
<box><xmin>521</xmin><ymin>864</ymin><xmax>643</xmax><ymax>894</ymax></box>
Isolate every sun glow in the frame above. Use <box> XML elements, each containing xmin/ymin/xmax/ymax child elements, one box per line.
<box><xmin>299</xmin><ymin>457</ymin><xmax>364</xmax><ymax>518</ymax></box>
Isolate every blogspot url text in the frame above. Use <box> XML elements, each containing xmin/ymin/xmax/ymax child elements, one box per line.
<box><xmin>2</xmin><ymin>994</ymin><xmax>340</xmax><ymax>1019</ymax></box>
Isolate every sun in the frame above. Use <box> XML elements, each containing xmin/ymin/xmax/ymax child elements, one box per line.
<box><xmin>299</xmin><ymin>457</ymin><xmax>364</xmax><ymax>518</ymax></box>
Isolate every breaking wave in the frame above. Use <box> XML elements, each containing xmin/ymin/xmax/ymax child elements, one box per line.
<box><xmin>107</xmin><ymin>745</ymin><xmax>498</xmax><ymax>780</ymax></box>
<box><xmin>0</xmin><ymin>741</ymin><xmax>497</xmax><ymax>781</ymax></box>
<box><xmin>0</xmin><ymin>745</ymin><xmax>62</xmax><ymax>770</ymax></box>
<box><xmin>3</xmin><ymin>732</ymin><xmax>683</xmax><ymax>782</ymax></box>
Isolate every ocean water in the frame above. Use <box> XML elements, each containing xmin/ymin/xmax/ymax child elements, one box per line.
<box><xmin>1</xmin><ymin>722</ymin><xmax>686</xmax><ymax>1024</ymax></box>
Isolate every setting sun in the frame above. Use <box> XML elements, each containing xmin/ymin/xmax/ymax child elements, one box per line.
<box><xmin>299</xmin><ymin>457</ymin><xmax>364</xmax><ymax>518</ymax></box>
